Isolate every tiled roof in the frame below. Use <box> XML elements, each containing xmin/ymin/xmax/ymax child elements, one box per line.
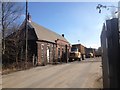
<box><xmin>29</xmin><ymin>21</ymin><xmax>69</xmax><ymax>43</ymax></box>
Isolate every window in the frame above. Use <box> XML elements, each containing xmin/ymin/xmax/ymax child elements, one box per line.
<box><xmin>62</xmin><ymin>48</ymin><xmax>64</xmax><ymax>56</ymax></box>
<box><xmin>58</xmin><ymin>48</ymin><xmax>60</xmax><ymax>58</ymax></box>
<box><xmin>71</xmin><ymin>48</ymin><xmax>78</xmax><ymax>52</ymax></box>
<box><xmin>41</xmin><ymin>44</ymin><xmax>44</xmax><ymax>62</ymax></box>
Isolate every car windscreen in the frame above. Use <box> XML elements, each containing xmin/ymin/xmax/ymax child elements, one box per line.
<box><xmin>71</xmin><ymin>48</ymin><xmax>78</xmax><ymax>52</ymax></box>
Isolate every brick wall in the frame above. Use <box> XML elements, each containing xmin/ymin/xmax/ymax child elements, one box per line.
<box><xmin>37</xmin><ymin>39</ymin><xmax>70</xmax><ymax>65</ymax></box>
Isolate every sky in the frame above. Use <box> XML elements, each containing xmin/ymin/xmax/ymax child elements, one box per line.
<box><xmin>21</xmin><ymin>2</ymin><xmax>118</xmax><ymax>49</ymax></box>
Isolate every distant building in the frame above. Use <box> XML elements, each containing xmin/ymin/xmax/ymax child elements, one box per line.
<box><xmin>94</xmin><ymin>47</ymin><xmax>102</xmax><ymax>57</ymax></box>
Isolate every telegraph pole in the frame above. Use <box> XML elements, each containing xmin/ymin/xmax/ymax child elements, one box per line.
<box><xmin>25</xmin><ymin>0</ymin><xmax>28</xmax><ymax>68</ymax></box>
<box><xmin>1</xmin><ymin>2</ymin><xmax>5</xmax><ymax>55</ymax></box>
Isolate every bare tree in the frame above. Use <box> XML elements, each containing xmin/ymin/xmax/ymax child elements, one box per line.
<box><xmin>0</xmin><ymin>1</ymin><xmax>2</xmax><ymax>69</ymax></box>
<box><xmin>110</xmin><ymin>7</ymin><xmax>117</xmax><ymax>18</ymax></box>
<box><xmin>0</xmin><ymin>2</ymin><xmax>1</xmax><ymax>29</ymax></box>
<box><xmin>96</xmin><ymin>4</ymin><xmax>118</xmax><ymax>20</ymax></box>
<box><xmin>1</xmin><ymin>2</ymin><xmax>24</xmax><ymax>55</ymax></box>
<box><xmin>105</xmin><ymin>7</ymin><xmax>117</xmax><ymax>20</ymax></box>
<box><xmin>1</xmin><ymin>2</ymin><xmax>25</xmax><ymax>71</ymax></box>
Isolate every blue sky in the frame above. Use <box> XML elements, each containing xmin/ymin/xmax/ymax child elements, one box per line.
<box><xmin>21</xmin><ymin>2</ymin><xmax>118</xmax><ymax>49</ymax></box>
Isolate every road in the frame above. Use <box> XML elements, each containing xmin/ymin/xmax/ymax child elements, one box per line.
<box><xmin>2</xmin><ymin>57</ymin><xmax>103</xmax><ymax>88</ymax></box>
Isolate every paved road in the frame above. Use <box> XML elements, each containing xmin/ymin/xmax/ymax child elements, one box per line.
<box><xmin>2</xmin><ymin>57</ymin><xmax>103</xmax><ymax>88</ymax></box>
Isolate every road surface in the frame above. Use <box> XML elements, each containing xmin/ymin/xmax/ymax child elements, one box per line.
<box><xmin>2</xmin><ymin>57</ymin><xmax>103</xmax><ymax>88</ymax></box>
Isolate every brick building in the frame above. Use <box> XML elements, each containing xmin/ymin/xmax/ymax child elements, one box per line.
<box><xmin>4</xmin><ymin>16</ymin><xmax>70</xmax><ymax>66</ymax></box>
<box><xmin>26</xmin><ymin>17</ymin><xmax>70</xmax><ymax>65</ymax></box>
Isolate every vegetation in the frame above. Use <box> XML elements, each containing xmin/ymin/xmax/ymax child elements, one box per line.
<box><xmin>1</xmin><ymin>2</ymin><xmax>26</xmax><ymax>74</ymax></box>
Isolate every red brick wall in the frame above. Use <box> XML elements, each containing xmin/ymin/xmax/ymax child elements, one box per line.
<box><xmin>56</xmin><ymin>39</ymin><xmax>70</xmax><ymax>63</ymax></box>
<box><xmin>37</xmin><ymin>39</ymin><xmax>70</xmax><ymax>65</ymax></box>
<box><xmin>37</xmin><ymin>41</ymin><xmax>41</xmax><ymax>65</ymax></box>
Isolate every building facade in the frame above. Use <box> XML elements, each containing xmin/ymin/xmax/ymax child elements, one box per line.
<box><xmin>20</xmin><ymin>17</ymin><xmax>70</xmax><ymax>66</ymax></box>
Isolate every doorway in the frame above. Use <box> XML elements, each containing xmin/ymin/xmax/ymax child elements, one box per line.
<box><xmin>47</xmin><ymin>46</ymin><xmax>50</xmax><ymax>63</ymax></box>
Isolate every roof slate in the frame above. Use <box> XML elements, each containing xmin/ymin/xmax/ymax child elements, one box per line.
<box><xmin>29</xmin><ymin>21</ymin><xmax>68</xmax><ymax>43</ymax></box>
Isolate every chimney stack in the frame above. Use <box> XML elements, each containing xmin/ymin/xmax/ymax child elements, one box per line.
<box><xmin>28</xmin><ymin>13</ymin><xmax>32</xmax><ymax>22</ymax></box>
<box><xmin>62</xmin><ymin>34</ymin><xmax>64</xmax><ymax>37</ymax></box>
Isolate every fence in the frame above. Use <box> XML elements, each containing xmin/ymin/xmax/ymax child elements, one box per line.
<box><xmin>101</xmin><ymin>18</ymin><xmax>120</xmax><ymax>88</ymax></box>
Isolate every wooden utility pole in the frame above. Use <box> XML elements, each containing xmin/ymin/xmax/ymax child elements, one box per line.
<box><xmin>25</xmin><ymin>0</ymin><xmax>28</xmax><ymax>68</ymax></box>
<box><xmin>1</xmin><ymin>2</ymin><xmax>5</xmax><ymax>55</ymax></box>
